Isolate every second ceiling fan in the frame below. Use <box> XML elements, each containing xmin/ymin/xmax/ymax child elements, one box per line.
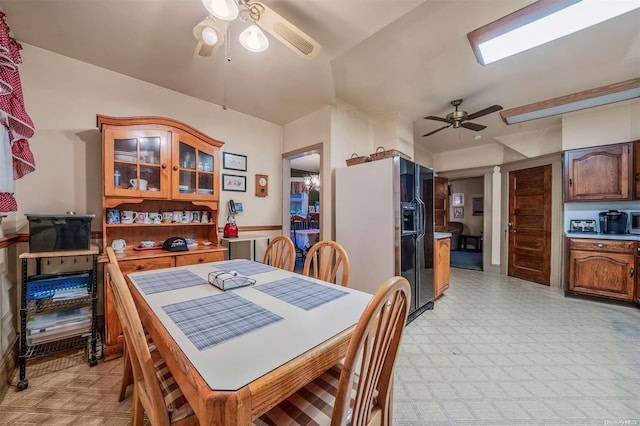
<box><xmin>423</xmin><ymin>99</ymin><xmax>503</xmax><ymax>137</ymax></box>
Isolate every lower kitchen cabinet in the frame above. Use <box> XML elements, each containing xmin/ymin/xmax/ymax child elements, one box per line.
<box><xmin>567</xmin><ymin>238</ymin><xmax>636</xmax><ymax>302</ymax></box>
<box><xmin>434</xmin><ymin>236</ymin><xmax>451</xmax><ymax>299</ymax></box>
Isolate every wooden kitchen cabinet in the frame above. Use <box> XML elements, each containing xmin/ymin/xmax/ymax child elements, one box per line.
<box><xmin>98</xmin><ymin>115</ymin><xmax>227</xmax><ymax>360</ymax></box>
<box><xmin>564</xmin><ymin>143</ymin><xmax>633</xmax><ymax>201</ymax></box>
<box><xmin>434</xmin><ymin>177</ymin><xmax>448</xmax><ymax>232</ymax></box>
<box><xmin>434</xmin><ymin>236</ymin><xmax>450</xmax><ymax>299</ymax></box>
<box><xmin>567</xmin><ymin>238</ymin><xmax>636</xmax><ymax>302</ymax></box>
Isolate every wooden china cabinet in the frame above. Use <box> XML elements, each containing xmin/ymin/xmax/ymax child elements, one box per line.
<box><xmin>97</xmin><ymin>115</ymin><xmax>227</xmax><ymax>360</ymax></box>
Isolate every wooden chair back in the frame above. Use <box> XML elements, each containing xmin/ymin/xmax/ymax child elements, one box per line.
<box><xmin>332</xmin><ymin>276</ymin><xmax>411</xmax><ymax>426</ymax></box>
<box><xmin>263</xmin><ymin>236</ymin><xmax>296</xmax><ymax>272</ymax></box>
<box><xmin>106</xmin><ymin>246</ymin><xmax>119</xmax><ymax>265</ymax></box>
<box><xmin>105</xmin><ymin>264</ymin><xmax>189</xmax><ymax>426</ymax></box>
<box><xmin>291</xmin><ymin>214</ymin><xmax>308</xmax><ymax>230</ymax></box>
<box><xmin>302</xmin><ymin>240</ymin><xmax>350</xmax><ymax>287</ymax></box>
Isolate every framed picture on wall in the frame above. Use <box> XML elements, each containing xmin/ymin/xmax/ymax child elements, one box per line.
<box><xmin>222</xmin><ymin>174</ymin><xmax>246</xmax><ymax>192</ymax></box>
<box><xmin>453</xmin><ymin>206</ymin><xmax>464</xmax><ymax>218</ymax></box>
<box><xmin>452</xmin><ymin>193</ymin><xmax>464</xmax><ymax>206</ymax></box>
<box><xmin>223</xmin><ymin>152</ymin><xmax>247</xmax><ymax>171</ymax></box>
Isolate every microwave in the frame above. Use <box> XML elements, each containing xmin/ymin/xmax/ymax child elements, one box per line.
<box><xmin>630</xmin><ymin>212</ymin><xmax>640</xmax><ymax>234</ymax></box>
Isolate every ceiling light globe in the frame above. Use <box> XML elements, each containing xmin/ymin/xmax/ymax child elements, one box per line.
<box><xmin>239</xmin><ymin>25</ymin><xmax>269</xmax><ymax>52</ymax></box>
<box><xmin>201</xmin><ymin>27</ymin><xmax>219</xmax><ymax>45</ymax></box>
<box><xmin>202</xmin><ymin>0</ymin><xmax>239</xmax><ymax>21</ymax></box>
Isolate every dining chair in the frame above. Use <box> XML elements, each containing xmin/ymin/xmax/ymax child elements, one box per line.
<box><xmin>106</xmin><ymin>246</ymin><xmax>119</xmax><ymax>265</ymax></box>
<box><xmin>263</xmin><ymin>235</ymin><xmax>295</xmax><ymax>272</ymax></box>
<box><xmin>291</xmin><ymin>214</ymin><xmax>309</xmax><ymax>230</ymax></box>
<box><xmin>105</xmin><ymin>264</ymin><xmax>197</xmax><ymax>426</ymax></box>
<box><xmin>303</xmin><ymin>240</ymin><xmax>350</xmax><ymax>287</ymax></box>
<box><xmin>254</xmin><ymin>276</ymin><xmax>411</xmax><ymax>426</ymax></box>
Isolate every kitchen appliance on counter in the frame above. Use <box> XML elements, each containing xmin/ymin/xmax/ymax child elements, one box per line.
<box><xmin>599</xmin><ymin>210</ymin><xmax>628</xmax><ymax>234</ymax></box>
<box><xmin>629</xmin><ymin>212</ymin><xmax>640</xmax><ymax>235</ymax></box>
<box><xmin>336</xmin><ymin>156</ymin><xmax>434</xmax><ymax>323</ymax></box>
<box><xmin>569</xmin><ymin>219</ymin><xmax>597</xmax><ymax>233</ymax></box>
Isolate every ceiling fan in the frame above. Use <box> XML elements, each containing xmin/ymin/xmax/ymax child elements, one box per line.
<box><xmin>194</xmin><ymin>0</ymin><xmax>321</xmax><ymax>60</ymax></box>
<box><xmin>422</xmin><ymin>99</ymin><xmax>503</xmax><ymax>137</ymax></box>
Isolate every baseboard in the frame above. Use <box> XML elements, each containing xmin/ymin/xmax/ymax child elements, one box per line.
<box><xmin>0</xmin><ymin>335</ymin><xmax>18</xmax><ymax>401</ymax></box>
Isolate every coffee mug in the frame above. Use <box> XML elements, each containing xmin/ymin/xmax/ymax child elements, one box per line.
<box><xmin>111</xmin><ymin>239</ymin><xmax>126</xmax><ymax>253</ymax></box>
<box><xmin>106</xmin><ymin>208</ymin><xmax>121</xmax><ymax>224</ymax></box>
<box><xmin>191</xmin><ymin>211</ymin><xmax>201</xmax><ymax>223</ymax></box>
<box><xmin>121</xmin><ymin>210</ymin><xmax>137</xmax><ymax>224</ymax></box>
<box><xmin>135</xmin><ymin>212</ymin><xmax>146</xmax><ymax>224</ymax></box>
<box><xmin>129</xmin><ymin>178</ymin><xmax>148</xmax><ymax>191</ymax></box>
<box><xmin>201</xmin><ymin>211</ymin><xmax>210</xmax><ymax>223</ymax></box>
<box><xmin>149</xmin><ymin>212</ymin><xmax>162</xmax><ymax>224</ymax></box>
<box><xmin>182</xmin><ymin>211</ymin><xmax>193</xmax><ymax>223</ymax></box>
<box><xmin>162</xmin><ymin>211</ymin><xmax>173</xmax><ymax>223</ymax></box>
<box><xmin>172</xmin><ymin>210</ymin><xmax>184</xmax><ymax>223</ymax></box>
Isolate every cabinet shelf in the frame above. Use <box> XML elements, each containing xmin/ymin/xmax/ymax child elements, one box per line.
<box><xmin>105</xmin><ymin>222</ymin><xmax>214</xmax><ymax>228</ymax></box>
<box><xmin>24</xmin><ymin>334</ymin><xmax>92</xmax><ymax>360</ymax></box>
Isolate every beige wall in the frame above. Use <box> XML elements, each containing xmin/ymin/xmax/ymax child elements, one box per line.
<box><xmin>0</xmin><ymin>44</ymin><xmax>286</xmax><ymax>369</ymax></box>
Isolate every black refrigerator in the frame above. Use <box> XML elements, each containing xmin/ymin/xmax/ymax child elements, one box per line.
<box><xmin>336</xmin><ymin>156</ymin><xmax>434</xmax><ymax>322</ymax></box>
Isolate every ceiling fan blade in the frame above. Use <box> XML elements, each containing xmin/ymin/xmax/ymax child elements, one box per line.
<box><xmin>422</xmin><ymin>125</ymin><xmax>452</xmax><ymax>137</ymax></box>
<box><xmin>461</xmin><ymin>122</ymin><xmax>486</xmax><ymax>131</ymax></box>
<box><xmin>424</xmin><ymin>115</ymin><xmax>451</xmax><ymax>123</ymax></box>
<box><xmin>253</xmin><ymin>1</ymin><xmax>321</xmax><ymax>59</ymax></box>
<box><xmin>466</xmin><ymin>104</ymin><xmax>503</xmax><ymax>121</ymax></box>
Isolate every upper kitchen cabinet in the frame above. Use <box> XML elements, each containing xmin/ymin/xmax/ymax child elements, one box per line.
<box><xmin>98</xmin><ymin>115</ymin><xmax>223</xmax><ymax>206</ymax></box>
<box><xmin>564</xmin><ymin>143</ymin><xmax>633</xmax><ymax>202</ymax></box>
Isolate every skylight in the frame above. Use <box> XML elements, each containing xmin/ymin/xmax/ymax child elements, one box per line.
<box><xmin>468</xmin><ymin>0</ymin><xmax>640</xmax><ymax>65</ymax></box>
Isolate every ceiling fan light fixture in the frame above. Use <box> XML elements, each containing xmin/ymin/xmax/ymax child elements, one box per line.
<box><xmin>202</xmin><ymin>0</ymin><xmax>239</xmax><ymax>21</ymax></box>
<box><xmin>239</xmin><ymin>24</ymin><xmax>269</xmax><ymax>52</ymax></box>
<box><xmin>193</xmin><ymin>17</ymin><xmax>226</xmax><ymax>59</ymax></box>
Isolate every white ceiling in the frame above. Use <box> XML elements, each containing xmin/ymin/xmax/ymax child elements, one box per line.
<box><xmin>1</xmin><ymin>0</ymin><xmax>639</xmax><ymax>155</ymax></box>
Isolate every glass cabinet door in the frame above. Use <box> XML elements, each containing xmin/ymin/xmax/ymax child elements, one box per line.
<box><xmin>105</xmin><ymin>129</ymin><xmax>170</xmax><ymax>198</ymax></box>
<box><xmin>174</xmin><ymin>138</ymin><xmax>216</xmax><ymax>200</ymax></box>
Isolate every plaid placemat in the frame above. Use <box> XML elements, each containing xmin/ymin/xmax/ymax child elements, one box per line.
<box><xmin>162</xmin><ymin>292</ymin><xmax>283</xmax><ymax>351</ymax></box>
<box><xmin>131</xmin><ymin>269</ymin><xmax>207</xmax><ymax>295</ymax></box>
<box><xmin>256</xmin><ymin>277</ymin><xmax>348</xmax><ymax>310</ymax></box>
<box><xmin>213</xmin><ymin>260</ymin><xmax>277</xmax><ymax>276</ymax></box>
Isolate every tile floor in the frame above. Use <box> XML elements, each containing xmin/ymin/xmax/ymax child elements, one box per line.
<box><xmin>393</xmin><ymin>268</ymin><xmax>640</xmax><ymax>425</ymax></box>
<box><xmin>1</xmin><ymin>268</ymin><xmax>639</xmax><ymax>425</ymax></box>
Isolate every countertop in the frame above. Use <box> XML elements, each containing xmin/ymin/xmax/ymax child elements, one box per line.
<box><xmin>565</xmin><ymin>232</ymin><xmax>640</xmax><ymax>241</ymax></box>
<box><xmin>434</xmin><ymin>232</ymin><xmax>452</xmax><ymax>239</ymax></box>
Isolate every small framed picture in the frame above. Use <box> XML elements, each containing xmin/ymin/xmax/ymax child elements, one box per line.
<box><xmin>222</xmin><ymin>174</ymin><xmax>246</xmax><ymax>192</ymax></box>
<box><xmin>452</xmin><ymin>193</ymin><xmax>464</xmax><ymax>206</ymax></box>
<box><xmin>223</xmin><ymin>152</ymin><xmax>247</xmax><ymax>171</ymax></box>
<box><xmin>453</xmin><ymin>206</ymin><xmax>464</xmax><ymax>218</ymax></box>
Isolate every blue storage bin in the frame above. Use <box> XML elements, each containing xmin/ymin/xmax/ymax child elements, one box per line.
<box><xmin>26</xmin><ymin>273</ymin><xmax>91</xmax><ymax>301</ymax></box>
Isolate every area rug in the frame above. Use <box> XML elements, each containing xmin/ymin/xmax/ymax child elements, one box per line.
<box><xmin>450</xmin><ymin>249</ymin><xmax>482</xmax><ymax>271</ymax></box>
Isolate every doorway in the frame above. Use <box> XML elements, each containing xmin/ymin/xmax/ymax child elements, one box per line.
<box><xmin>448</xmin><ymin>177</ymin><xmax>484</xmax><ymax>271</ymax></box>
<box><xmin>283</xmin><ymin>146</ymin><xmax>321</xmax><ymax>271</ymax></box>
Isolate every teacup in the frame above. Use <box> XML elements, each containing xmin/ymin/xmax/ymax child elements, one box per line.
<box><xmin>129</xmin><ymin>178</ymin><xmax>148</xmax><ymax>191</ymax></box>
<box><xmin>140</xmin><ymin>240</ymin><xmax>155</xmax><ymax>248</ymax></box>
<box><xmin>111</xmin><ymin>239</ymin><xmax>126</xmax><ymax>253</ymax></box>
<box><xmin>121</xmin><ymin>210</ymin><xmax>137</xmax><ymax>224</ymax></box>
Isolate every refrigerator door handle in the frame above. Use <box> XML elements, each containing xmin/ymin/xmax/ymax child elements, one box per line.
<box><xmin>417</xmin><ymin>197</ymin><xmax>426</xmax><ymax>239</ymax></box>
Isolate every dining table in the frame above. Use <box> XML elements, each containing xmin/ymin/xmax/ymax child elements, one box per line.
<box><xmin>291</xmin><ymin>228</ymin><xmax>320</xmax><ymax>253</ymax></box>
<box><xmin>125</xmin><ymin>259</ymin><xmax>372</xmax><ymax>425</ymax></box>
